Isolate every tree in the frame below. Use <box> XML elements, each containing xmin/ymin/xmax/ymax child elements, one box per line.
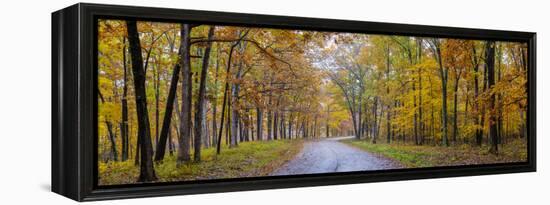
<box><xmin>153</xmin><ymin>60</ymin><xmax>181</xmax><ymax>162</ymax></box>
<box><xmin>98</xmin><ymin>21</ymin><xmax>529</xmax><ymax>185</ymax></box>
<box><xmin>471</xmin><ymin>43</ymin><xmax>483</xmax><ymax>146</ymax></box>
<box><xmin>120</xmin><ymin>37</ymin><xmax>129</xmax><ymax>161</ymax></box>
<box><xmin>126</xmin><ymin>20</ymin><xmax>157</xmax><ymax>182</ymax></box>
<box><xmin>193</xmin><ymin>26</ymin><xmax>216</xmax><ymax>161</ymax></box>
<box><xmin>177</xmin><ymin>24</ymin><xmax>193</xmax><ymax>164</ymax></box>
<box><xmin>429</xmin><ymin>39</ymin><xmax>449</xmax><ymax>146</ymax></box>
<box><xmin>154</xmin><ymin>25</ymin><xmax>183</xmax><ymax>162</ymax></box>
<box><xmin>442</xmin><ymin>39</ymin><xmax>470</xmax><ymax>144</ymax></box>
<box><xmin>98</xmin><ymin>90</ymin><xmax>118</xmax><ymax>161</ymax></box>
<box><xmin>486</xmin><ymin>41</ymin><xmax>498</xmax><ymax>154</ymax></box>
<box><xmin>216</xmin><ymin>29</ymin><xmax>249</xmax><ymax>154</ymax></box>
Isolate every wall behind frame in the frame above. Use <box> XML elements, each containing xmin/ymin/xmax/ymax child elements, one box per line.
<box><xmin>0</xmin><ymin>0</ymin><xmax>547</xmax><ymax>204</ymax></box>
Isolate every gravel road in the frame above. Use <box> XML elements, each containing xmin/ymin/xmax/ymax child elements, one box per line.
<box><xmin>271</xmin><ymin>136</ymin><xmax>402</xmax><ymax>176</ymax></box>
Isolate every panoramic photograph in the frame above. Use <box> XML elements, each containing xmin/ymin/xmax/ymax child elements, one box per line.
<box><xmin>97</xmin><ymin>19</ymin><xmax>528</xmax><ymax>185</ymax></box>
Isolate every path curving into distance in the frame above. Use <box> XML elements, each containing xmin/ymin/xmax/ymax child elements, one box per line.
<box><xmin>271</xmin><ymin>136</ymin><xmax>403</xmax><ymax>176</ymax></box>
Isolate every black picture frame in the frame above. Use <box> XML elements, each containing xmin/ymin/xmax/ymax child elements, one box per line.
<box><xmin>52</xmin><ymin>3</ymin><xmax>536</xmax><ymax>201</ymax></box>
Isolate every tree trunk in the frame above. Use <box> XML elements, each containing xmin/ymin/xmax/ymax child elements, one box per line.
<box><xmin>326</xmin><ymin>104</ymin><xmax>330</xmax><ymax>138</ymax></box>
<box><xmin>168</xmin><ymin>128</ymin><xmax>174</xmax><ymax>156</ymax></box>
<box><xmin>256</xmin><ymin>107</ymin><xmax>263</xmax><ymax>141</ymax></box>
<box><xmin>273</xmin><ymin>111</ymin><xmax>278</xmax><ymax>140</ymax></box>
<box><xmin>230</xmin><ymin>39</ymin><xmax>248</xmax><ymax>147</ymax></box>
<box><xmin>385</xmin><ymin>44</ymin><xmax>391</xmax><ymax>144</ymax></box>
<box><xmin>496</xmin><ymin>46</ymin><xmax>503</xmax><ymax>144</ymax></box>
<box><xmin>281</xmin><ymin>112</ymin><xmax>286</xmax><ymax>139</ymax></box>
<box><xmin>105</xmin><ymin>121</ymin><xmax>118</xmax><ymax>161</ymax></box>
<box><xmin>134</xmin><ymin>133</ymin><xmax>140</xmax><ymax>166</ymax></box>
<box><xmin>288</xmin><ymin>113</ymin><xmax>293</xmax><ymax>139</ymax></box>
<box><xmin>267</xmin><ymin>110</ymin><xmax>273</xmax><ymax>140</ymax></box>
<box><xmin>126</xmin><ymin>20</ymin><xmax>157</xmax><ymax>182</ymax></box>
<box><xmin>212</xmin><ymin>47</ymin><xmax>221</xmax><ymax>147</ymax></box>
<box><xmin>486</xmin><ymin>41</ymin><xmax>498</xmax><ymax>154</ymax></box>
<box><xmin>230</xmin><ymin>69</ymin><xmax>242</xmax><ymax>147</ymax></box>
<box><xmin>216</xmin><ymin>39</ymin><xmax>241</xmax><ymax>154</ymax></box>
<box><xmin>472</xmin><ymin>45</ymin><xmax>483</xmax><ymax>146</ymax></box>
<box><xmin>177</xmin><ymin>24</ymin><xmax>193</xmax><ymax>164</ymax></box>
<box><xmin>433</xmin><ymin>40</ymin><xmax>449</xmax><ymax>146</ymax></box>
<box><xmin>120</xmin><ymin>38</ymin><xmax>129</xmax><ymax>161</ymax></box>
<box><xmin>372</xmin><ymin>96</ymin><xmax>378</xmax><ymax>144</ymax></box>
<box><xmin>452</xmin><ymin>76</ymin><xmax>459</xmax><ymax>143</ymax></box>
<box><xmin>417</xmin><ymin>39</ymin><xmax>424</xmax><ymax>144</ymax></box>
<box><xmin>193</xmin><ymin>26</ymin><xmax>215</xmax><ymax>162</ymax></box>
<box><xmin>153</xmin><ymin>62</ymin><xmax>182</xmax><ymax>161</ymax></box>
<box><xmin>155</xmin><ymin>63</ymin><xmax>160</xmax><ymax>150</ymax></box>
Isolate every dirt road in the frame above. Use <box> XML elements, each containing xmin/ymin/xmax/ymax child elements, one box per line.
<box><xmin>271</xmin><ymin>136</ymin><xmax>402</xmax><ymax>176</ymax></box>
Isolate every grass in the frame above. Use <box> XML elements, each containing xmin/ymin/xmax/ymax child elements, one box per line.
<box><xmin>99</xmin><ymin>140</ymin><xmax>304</xmax><ymax>185</ymax></box>
<box><xmin>344</xmin><ymin>138</ymin><xmax>527</xmax><ymax>168</ymax></box>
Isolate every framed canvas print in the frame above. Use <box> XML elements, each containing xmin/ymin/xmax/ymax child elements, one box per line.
<box><xmin>52</xmin><ymin>3</ymin><xmax>536</xmax><ymax>201</ymax></box>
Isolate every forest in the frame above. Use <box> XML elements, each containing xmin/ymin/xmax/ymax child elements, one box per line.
<box><xmin>98</xmin><ymin>19</ymin><xmax>528</xmax><ymax>185</ymax></box>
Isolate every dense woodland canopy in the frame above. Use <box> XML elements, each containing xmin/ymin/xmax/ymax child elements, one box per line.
<box><xmin>98</xmin><ymin>19</ymin><xmax>528</xmax><ymax>184</ymax></box>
